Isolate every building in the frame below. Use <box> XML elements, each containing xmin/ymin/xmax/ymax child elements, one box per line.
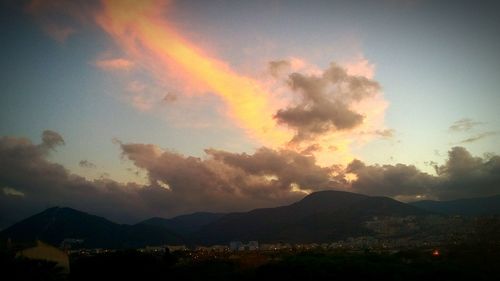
<box><xmin>229</xmin><ymin>241</ymin><xmax>259</xmax><ymax>251</ymax></box>
<box><xmin>245</xmin><ymin>241</ymin><xmax>259</xmax><ymax>251</ymax></box>
<box><xmin>16</xmin><ymin>241</ymin><xmax>70</xmax><ymax>273</ymax></box>
<box><xmin>60</xmin><ymin>238</ymin><xmax>84</xmax><ymax>250</ymax></box>
<box><xmin>166</xmin><ymin>245</ymin><xmax>187</xmax><ymax>252</ymax></box>
<box><xmin>229</xmin><ymin>241</ymin><xmax>243</xmax><ymax>251</ymax></box>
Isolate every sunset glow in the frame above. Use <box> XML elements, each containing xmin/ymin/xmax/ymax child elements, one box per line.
<box><xmin>97</xmin><ymin>0</ymin><xmax>293</xmax><ymax>147</ymax></box>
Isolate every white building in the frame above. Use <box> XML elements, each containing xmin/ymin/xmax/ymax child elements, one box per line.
<box><xmin>229</xmin><ymin>240</ymin><xmax>259</xmax><ymax>251</ymax></box>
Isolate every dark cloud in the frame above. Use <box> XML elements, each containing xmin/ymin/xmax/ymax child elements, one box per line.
<box><xmin>459</xmin><ymin>131</ymin><xmax>498</xmax><ymax>144</ymax></box>
<box><xmin>449</xmin><ymin>118</ymin><xmax>483</xmax><ymax>132</ymax></box>
<box><xmin>300</xmin><ymin>143</ymin><xmax>322</xmax><ymax>155</ymax></box>
<box><xmin>374</xmin><ymin>129</ymin><xmax>395</xmax><ymax>138</ymax></box>
<box><xmin>163</xmin><ymin>92</ymin><xmax>177</xmax><ymax>103</ymax></box>
<box><xmin>25</xmin><ymin>0</ymin><xmax>100</xmax><ymax>43</ymax></box>
<box><xmin>268</xmin><ymin>60</ymin><xmax>291</xmax><ymax>78</ymax></box>
<box><xmin>274</xmin><ymin>63</ymin><xmax>381</xmax><ymax>143</ymax></box>
<box><xmin>346</xmin><ymin>160</ymin><xmax>435</xmax><ymax>198</ymax></box>
<box><xmin>0</xmin><ymin>134</ymin><xmax>153</xmax><ymax>229</ymax></box>
<box><xmin>79</xmin><ymin>160</ymin><xmax>96</xmax><ymax>169</ymax></box>
<box><xmin>119</xmin><ymin>144</ymin><xmax>336</xmax><ymax>212</ymax></box>
<box><xmin>204</xmin><ymin>147</ymin><xmax>337</xmax><ymax>191</ymax></box>
<box><xmin>346</xmin><ymin>146</ymin><xmax>500</xmax><ymax>201</ymax></box>
<box><xmin>0</xmin><ymin>132</ymin><xmax>332</xmax><ymax>228</ymax></box>
<box><xmin>2</xmin><ymin>131</ymin><xmax>500</xmax><ymax>229</ymax></box>
<box><xmin>437</xmin><ymin>147</ymin><xmax>482</xmax><ymax>178</ymax></box>
<box><xmin>40</xmin><ymin>130</ymin><xmax>65</xmax><ymax>150</ymax></box>
<box><xmin>434</xmin><ymin>147</ymin><xmax>500</xmax><ymax>200</ymax></box>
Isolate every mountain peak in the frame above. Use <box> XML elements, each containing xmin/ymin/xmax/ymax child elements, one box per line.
<box><xmin>0</xmin><ymin>206</ymin><xmax>182</xmax><ymax>248</ymax></box>
<box><xmin>298</xmin><ymin>190</ymin><xmax>368</xmax><ymax>203</ymax></box>
<box><xmin>195</xmin><ymin>190</ymin><xmax>428</xmax><ymax>244</ymax></box>
<box><xmin>39</xmin><ymin>206</ymin><xmax>85</xmax><ymax>215</ymax></box>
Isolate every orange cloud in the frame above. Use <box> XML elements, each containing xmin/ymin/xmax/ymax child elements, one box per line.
<box><xmin>96</xmin><ymin>0</ymin><xmax>292</xmax><ymax>147</ymax></box>
<box><xmin>26</xmin><ymin>0</ymin><xmax>390</xmax><ymax>167</ymax></box>
<box><xmin>93</xmin><ymin>0</ymin><xmax>391</xmax><ymax>166</ymax></box>
<box><xmin>343</xmin><ymin>55</ymin><xmax>376</xmax><ymax>79</ymax></box>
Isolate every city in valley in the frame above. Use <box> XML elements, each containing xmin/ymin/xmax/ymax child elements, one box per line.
<box><xmin>2</xmin><ymin>192</ymin><xmax>500</xmax><ymax>280</ymax></box>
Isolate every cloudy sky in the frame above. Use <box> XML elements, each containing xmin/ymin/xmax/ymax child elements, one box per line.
<box><xmin>1</xmin><ymin>0</ymin><xmax>499</xmax><ymax>228</ymax></box>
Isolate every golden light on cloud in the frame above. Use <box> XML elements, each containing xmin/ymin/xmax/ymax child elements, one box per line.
<box><xmin>96</xmin><ymin>0</ymin><xmax>292</xmax><ymax>147</ymax></box>
<box><xmin>93</xmin><ymin>0</ymin><xmax>389</xmax><ymax>166</ymax></box>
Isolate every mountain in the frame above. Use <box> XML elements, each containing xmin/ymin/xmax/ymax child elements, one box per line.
<box><xmin>194</xmin><ymin>190</ymin><xmax>429</xmax><ymax>244</ymax></box>
<box><xmin>0</xmin><ymin>207</ymin><xmax>183</xmax><ymax>248</ymax></box>
<box><xmin>139</xmin><ymin>212</ymin><xmax>226</xmax><ymax>236</ymax></box>
<box><xmin>410</xmin><ymin>195</ymin><xmax>500</xmax><ymax>215</ymax></box>
<box><xmin>1</xmin><ymin>191</ymin><xmax>434</xmax><ymax>247</ymax></box>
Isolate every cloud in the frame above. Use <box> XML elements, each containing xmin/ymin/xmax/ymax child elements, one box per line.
<box><xmin>79</xmin><ymin>160</ymin><xmax>96</xmax><ymax>169</ymax></box>
<box><xmin>0</xmin><ymin>132</ymin><xmax>327</xmax><ymax>228</ymax></box>
<box><xmin>124</xmin><ymin>81</ymin><xmax>167</xmax><ymax>111</ymax></box>
<box><xmin>25</xmin><ymin>0</ymin><xmax>390</xmax><ymax>167</ymax></box>
<box><xmin>436</xmin><ymin>147</ymin><xmax>482</xmax><ymax>178</ymax></box>
<box><xmin>374</xmin><ymin>129</ymin><xmax>395</xmax><ymax>138</ymax></box>
<box><xmin>119</xmin><ymin>143</ymin><xmax>335</xmax><ymax>208</ymax></box>
<box><xmin>40</xmin><ymin>23</ymin><xmax>76</xmax><ymax>43</ymax></box>
<box><xmin>346</xmin><ymin>146</ymin><xmax>500</xmax><ymax>201</ymax></box>
<box><xmin>2</xmin><ymin>131</ymin><xmax>500</xmax><ymax>228</ymax></box>
<box><xmin>163</xmin><ymin>93</ymin><xmax>177</xmax><ymax>103</ymax></box>
<box><xmin>434</xmin><ymin>147</ymin><xmax>500</xmax><ymax>200</ymax></box>
<box><xmin>449</xmin><ymin>118</ymin><xmax>483</xmax><ymax>132</ymax></box>
<box><xmin>274</xmin><ymin>63</ymin><xmax>381</xmax><ymax>143</ymax></box>
<box><xmin>40</xmin><ymin>130</ymin><xmax>65</xmax><ymax>150</ymax></box>
<box><xmin>204</xmin><ymin>147</ymin><xmax>338</xmax><ymax>191</ymax></box>
<box><xmin>95</xmin><ymin>0</ymin><xmax>291</xmax><ymax>147</ymax></box>
<box><xmin>0</xmin><ymin>133</ymin><xmax>150</xmax><ymax>228</ymax></box>
<box><xmin>346</xmin><ymin>160</ymin><xmax>436</xmax><ymax>199</ymax></box>
<box><xmin>94</xmin><ymin>58</ymin><xmax>134</xmax><ymax>71</ymax></box>
<box><xmin>2</xmin><ymin>187</ymin><xmax>25</xmax><ymax>197</ymax></box>
<box><xmin>342</xmin><ymin>55</ymin><xmax>375</xmax><ymax>79</ymax></box>
<box><xmin>25</xmin><ymin>0</ymin><xmax>98</xmax><ymax>43</ymax></box>
<box><xmin>459</xmin><ymin>131</ymin><xmax>498</xmax><ymax>144</ymax></box>
<box><xmin>300</xmin><ymin>143</ymin><xmax>322</xmax><ymax>155</ymax></box>
<box><xmin>268</xmin><ymin>60</ymin><xmax>291</xmax><ymax>78</ymax></box>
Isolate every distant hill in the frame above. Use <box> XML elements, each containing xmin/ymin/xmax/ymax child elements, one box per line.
<box><xmin>194</xmin><ymin>190</ymin><xmax>429</xmax><ymax>244</ymax></box>
<box><xmin>0</xmin><ymin>207</ymin><xmax>183</xmax><ymax>248</ymax></box>
<box><xmin>138</xmin><ymin>212</ymin><xmax>226</xmax><ymax>236</ymax></box>
<box><xmin>410</xmin><ymin>195</ymin><xmax>500</xmax><ymax>215</ymax></box>
<box><xmin>1</xmin><ymin>191</ymin><xmax>436</xmax><ymax>247</ymax></box>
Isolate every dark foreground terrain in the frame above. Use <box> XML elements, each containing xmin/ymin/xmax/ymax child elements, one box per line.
<box><xmin>2</xmin><ymin>242</ymin><xmax>500</xmax><ymax>281</ymax></box>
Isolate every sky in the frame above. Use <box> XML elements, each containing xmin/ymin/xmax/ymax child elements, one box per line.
<box><xmin>1</xmin><ymin>0</ymin><xmax>499</xmax><ymax>228</ymax></box>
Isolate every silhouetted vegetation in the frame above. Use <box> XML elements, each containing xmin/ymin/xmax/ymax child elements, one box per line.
<box><xmin>70</xmin><ymin>249</ymin><xmax>177</xmax><ymax>281</ymax></box>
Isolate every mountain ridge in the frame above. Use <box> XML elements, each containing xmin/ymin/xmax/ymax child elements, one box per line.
<box><xmin>138</xmin><ymin>212</ymin><xmax>226</xmax><ymax>236</ymax></box>
<box><xmin>4</xmin><ymin>191</ymin><xmax>499</xmax><ymax>247</ymax></box>
<box><xmin>0</xmin><ymin>206</ymin><xmax>183</xmax><ymax>248</ymax></box>
<box><xmin>193</xmin><ymin>190</ymin><xmax>429</xmax><ymax>244</ymax></box>
<box><xmin>410</xmin><ymin>195</ymin><xmax>500</xmax><ymax>215</ymax></box>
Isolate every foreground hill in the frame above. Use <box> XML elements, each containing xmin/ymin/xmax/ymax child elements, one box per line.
<box><xmin>194</xmin><ymin>190</ymin><xmax>429</xmax><ymax>244</ymax></box>
<box><xmin>410</xmin><ymin>195</ymin><xmax>500</xmax><ymax>215</ymax></box>
<box><xmin>0</xmin><ymin>207</ymin><xmax>183</xmax><ymax>248</ymax></box>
